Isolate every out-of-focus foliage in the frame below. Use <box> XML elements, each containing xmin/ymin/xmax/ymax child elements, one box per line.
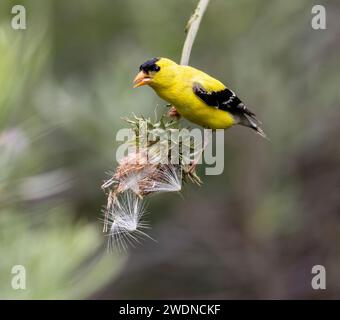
<box><xmin>0</xmin><ymin>0</ymin><xmax>340</xmax><ymax>299</ymax></box>
<box><xmin>0</xmin><ymin>0</ymin><xmax>126</xmax><ymax>299</ymax></box>
<box><xmin>0</xmin><ymin>209</ymin><xmax>125</xmax><ymax>299</ymax></box>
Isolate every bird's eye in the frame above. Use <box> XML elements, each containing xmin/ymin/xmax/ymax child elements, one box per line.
<box><xmin>154</xmin><ymin>65</ymin><xmax>160</xmax><ymax>72</ymax></box>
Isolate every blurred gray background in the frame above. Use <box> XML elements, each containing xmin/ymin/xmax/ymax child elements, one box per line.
<box><xmin>0</xmin><ymin>0</ymin><xmax>339</xmax><ymax>299</ymax></box>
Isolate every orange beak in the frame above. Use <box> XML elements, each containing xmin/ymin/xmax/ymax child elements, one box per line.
<box><xmin>133</xmin><ymin>71</ymin><xmax>151</xmax><ymax>88</ymax></box>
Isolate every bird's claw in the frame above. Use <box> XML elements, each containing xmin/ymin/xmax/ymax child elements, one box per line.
<box><xmin>167</xmin><ymin>106</ymin><xmax>181</xmax><ymax>119</ymax></box>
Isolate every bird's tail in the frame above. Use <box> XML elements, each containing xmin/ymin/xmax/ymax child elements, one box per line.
<box><xmin>238</xmin><ymin>113</ymin><xmax>268</xmax><ymax>140</ymax></box>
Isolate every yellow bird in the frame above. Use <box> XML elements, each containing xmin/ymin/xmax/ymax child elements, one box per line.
<box><xmin>133</xmin><ymin>57</ymin><xmax>266</xmax><ymax>138</ymax></box>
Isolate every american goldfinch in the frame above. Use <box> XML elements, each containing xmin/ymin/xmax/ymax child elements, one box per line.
<box><xmin>133</xmin><ymin>57</ymin><xmax>266</xmax><ymax>138</ymax></box>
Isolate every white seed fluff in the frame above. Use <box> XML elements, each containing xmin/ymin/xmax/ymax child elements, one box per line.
<box><xmin>107</xmin><ymin>192</ymin><xmax>151</xmax><ymax>251</ymax></box>
<box><xmin>144</xmin><ymin>164</ymin><xmax>182</xmax><ymax>194</ymax></box>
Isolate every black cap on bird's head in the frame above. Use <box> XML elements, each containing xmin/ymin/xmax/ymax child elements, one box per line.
<box><xmin>133</xmin><ymin>57</ymin><xmax>161</xmax><ymax>88</ymax></box>
<box><xmin>133</xmin><ymin>57</ymin><xmax>177</xmax><ymax>88</ymax></box>
<box><xmin>139</xmin><ymin>57</ymin><xmax>160</xmax><ymax>73</ymax></box>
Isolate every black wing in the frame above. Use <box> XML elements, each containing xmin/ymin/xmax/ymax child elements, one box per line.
<box><xmin>193</xmin><ymin>83</ymin><xmax>256</xmax><ymax>118</ymax></box>
<box><xmin>193</xmin><ymin>83</ymin><xmax>267</xmax><ymax>138</ymax></box>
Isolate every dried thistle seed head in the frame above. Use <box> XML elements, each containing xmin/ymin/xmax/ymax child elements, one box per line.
<box><xmin>102</xmin><ymin>149</ymin><xmax>158</xmax><ymax>196</ymax></box>
<box><xmin>101</xmin><ymin>114</ymin><xmax>204</xmax><ymax>244</ymax></box>
<box><xmin>113</xmin><ymin>162</ymin><xmax>183</xmax><ymax>196</ymax></box>
<box><xmin>102</xmin><ymin>143</ymin><xmax>200</xmax><ymax>199</ymax></box>
<box><xmin>115</xmin><ymin>150</ymin><xmax>150</xmax><ymax>174</ymax></box>
<box><xmin>115</xmin><ymin>166</ymin><xmax>155</xmax><ymax>195</ymax></box>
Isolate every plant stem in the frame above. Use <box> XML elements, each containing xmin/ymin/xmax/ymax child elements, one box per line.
<box><xmin>180</xmin><ymin>0</ymin><xmax>210</xmax><ymax>66</ymax></box>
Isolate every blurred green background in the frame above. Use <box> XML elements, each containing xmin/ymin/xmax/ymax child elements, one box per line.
<box><xmin>0</xmin><ymin>0</ymin><xmax>339</xmax><ymax>299</ymax></box>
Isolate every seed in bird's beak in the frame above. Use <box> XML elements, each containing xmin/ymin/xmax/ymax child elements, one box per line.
<box><xmin>133</xmin><ymin>71</ymin><xmax>151</xmax><ymax>88</ymax></box>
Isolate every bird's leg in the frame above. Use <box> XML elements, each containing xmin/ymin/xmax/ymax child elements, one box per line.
<box><xmin>167</xmin><ymin>105</ymin><xmax>181</xmax><ymax>119</ymax></box>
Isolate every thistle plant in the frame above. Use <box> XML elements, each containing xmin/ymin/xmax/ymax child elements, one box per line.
<box><xmin>101</xmin><ymin>114</ymin><xmax>203</xmax><ymax>246</ymax></box>
<box><xmin>101</xmin><ymin>0</ymin><xmax>210</xmax><ymax>250</ymax></box>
